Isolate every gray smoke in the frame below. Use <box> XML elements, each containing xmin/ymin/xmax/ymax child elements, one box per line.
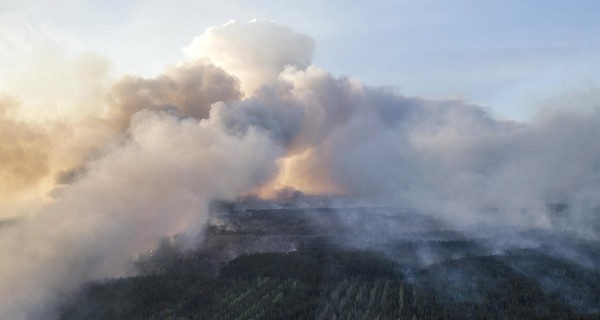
<box><xmin>0</xmin><ymin>20</ymin><xmax>599</xmax><ymax>319</ymax></box>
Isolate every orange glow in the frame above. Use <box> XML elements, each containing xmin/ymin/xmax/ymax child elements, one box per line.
<box><xmin>254</xmin><ymin>149</ymin><xmax>347</xmax><ymax>199</ymax></box>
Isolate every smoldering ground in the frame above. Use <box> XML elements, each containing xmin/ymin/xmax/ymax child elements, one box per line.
<box><xmin>1</xmin><ymin>20</ymin><xmax>600</xmax><ymax>319</ymax></box>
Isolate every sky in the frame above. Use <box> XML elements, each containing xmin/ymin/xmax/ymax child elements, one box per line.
<box><xmin>2</xmin><ymin>0</ymin><xmax>600</xmax><ymax>120</ymax></box>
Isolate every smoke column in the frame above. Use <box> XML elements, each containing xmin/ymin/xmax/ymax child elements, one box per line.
<box><xmin>1</xmin><ymin>20</ymin><xmax>600</xmax><ymax>319</ymax></box>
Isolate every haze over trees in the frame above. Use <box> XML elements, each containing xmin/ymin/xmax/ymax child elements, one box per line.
<box><xmin>58</xmin><ymin>206</ymin><xmax>600</xmax><ymax>320</ymax></box>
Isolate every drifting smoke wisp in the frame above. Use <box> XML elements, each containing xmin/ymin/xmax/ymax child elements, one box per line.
<box><xmin>0</xmin><ymin>20</ymin><xmax>600</xmax><ymax>319</ymax></box>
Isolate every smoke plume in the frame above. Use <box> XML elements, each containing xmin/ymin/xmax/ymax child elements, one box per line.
<box><xmin>0</xmin><ymin>20</ymin><xmax>599</xmax><ymax>319</ymax></box>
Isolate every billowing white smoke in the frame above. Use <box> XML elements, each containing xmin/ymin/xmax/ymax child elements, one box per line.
<box><xmin>1</xmin><ymin>19</ymin><xmax>600</xmax><ymax>319</ymax></box>
<box><xmin>184</xmin><ymin>20</ymin><xmax>315</xmax><ymax>95</ymax></box>
<box><xmin>211</xmin><ymin>48</ymin><xmax>600</xmax><ymax>235</ymax></box>
<box><xmin>0</xmin><ymin>110</ymin><xmax>280</xmax><ymax>319</ymax></box>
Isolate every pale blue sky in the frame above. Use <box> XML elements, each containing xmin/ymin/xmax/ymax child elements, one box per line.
<box><xmin>2</xmin><ymin>0</ymin><xmax>600</xmax><ymax>120</ymax></box>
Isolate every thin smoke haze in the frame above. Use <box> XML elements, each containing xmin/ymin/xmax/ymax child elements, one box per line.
<box><xmin>0</xmin><ymin>20</ymin><xmax>599</xmax><ymax>319</ymax></box>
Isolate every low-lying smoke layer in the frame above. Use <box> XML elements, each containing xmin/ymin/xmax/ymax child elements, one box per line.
<box><xmin>0</xmin><ymin>20</ymin><xmax>599</xmax><ymax>319</ymax></box>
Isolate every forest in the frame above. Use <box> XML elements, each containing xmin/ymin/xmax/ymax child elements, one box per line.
<box><xmin>57</xmin><ymin>207</ymin><xmax>600</xmax><ymax>319</ymax></box>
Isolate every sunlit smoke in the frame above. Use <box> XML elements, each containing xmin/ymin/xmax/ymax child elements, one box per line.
<box><xmin>1</xmin><ymin>19</ymin><xmax>600</xmax><ymax>319</ymax></box>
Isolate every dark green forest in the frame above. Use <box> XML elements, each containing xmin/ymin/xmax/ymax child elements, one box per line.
<box><xmin>59</xmin><ymin>248</ymin><xmax>600</xmax><ymax>320</ymax></box>
<box><xmin>57</xmin><ymin>208</ymin><xmax>600</xmax><ymax>320</ymax></box>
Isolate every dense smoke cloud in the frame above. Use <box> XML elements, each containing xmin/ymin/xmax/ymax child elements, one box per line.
<box><xmin>107</xmin><ymin>60</ymin><xmax>242</xmax><ymax>129</ymax></box>
<box><xmin>0</xmin><ymin>110</ymin><xmax>280</xmax><ymax>319</ymax></box>
<box><xmin>0</xmin><ymin>97</ymin><xmax>51</xmax><ymax>205</ymax></box>
<box><xmin>0</xmin><ymin>19</ymin><xmax>599</xmax><ymax>319</ymax></box>
<box><xmin>184</xmin><ymin>20</ymin><xmax>315</xmax><ymax>94</ymax></box>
